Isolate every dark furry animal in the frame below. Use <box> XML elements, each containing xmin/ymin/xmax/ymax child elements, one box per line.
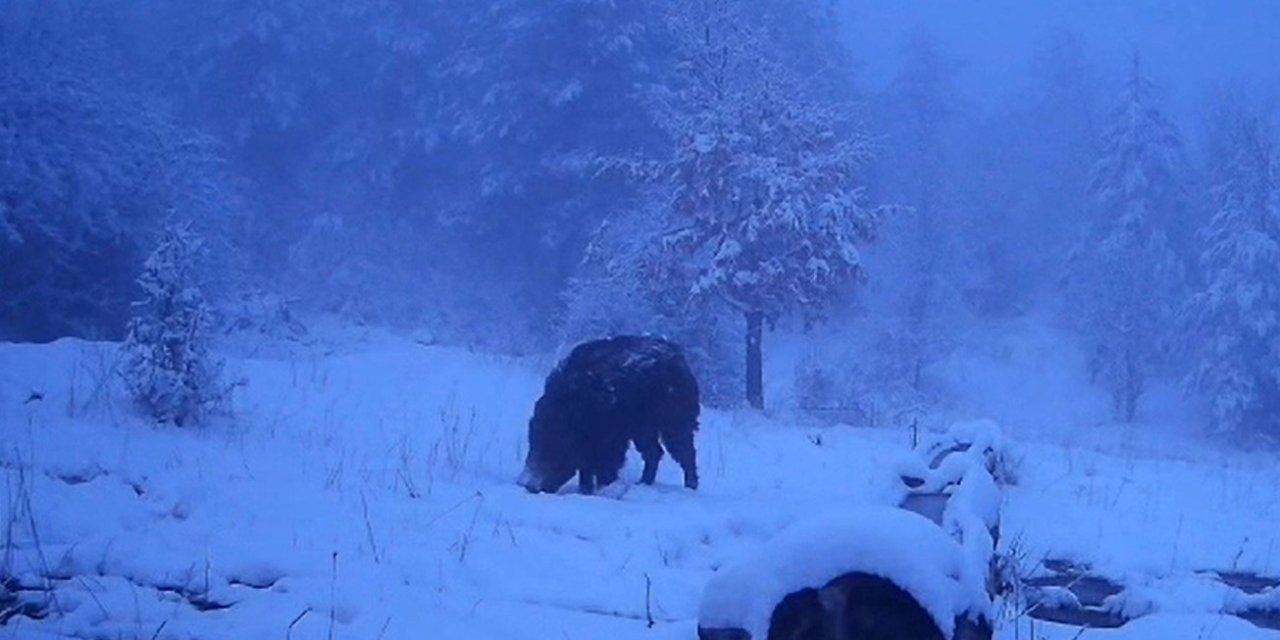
<box><xmin>517</xmin><ymin>335</ymin><xmax>700</xmax><ymax>495</ymax></box>
<box><xmin>766</xmin><ymin>573</ymin><xmax>944</xmax><ymax>640</ymax></box>
<box><xmin>760</xmin><ymin>571</ymin><xmax>991</xmax><ymax>640</ymax></box>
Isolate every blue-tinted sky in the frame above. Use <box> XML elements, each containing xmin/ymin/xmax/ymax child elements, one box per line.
<box><xmin>843</xmin><ymin>0</ymin><xmax>1280</xmax><ymax>123</ymax></box>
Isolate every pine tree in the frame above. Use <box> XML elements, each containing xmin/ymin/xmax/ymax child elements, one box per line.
<box><xmin>1004</xmin><ymin>33</ymin><xmax>1102</xmax><ymax>295</ymax></box>
<box><xmin>123</xmin><ymin>221</ymin><xmax>226</xmax><ymax>426</ymax></box>
<box><xmin>1185</xmin><ymin>109</ymin><xmax>1280</xmax><ymax>435</ymax></box>
<box><xmin>867</xmin><ymin>33</ymin><xmax>965</xmax><ymax>390</ymax></box>
<box><xmin>881</xmin><ymin>34</ymin><xmax>964</xmax><ymax>324</ymax></box>
<box><xmin>650</xmin><ymin>0</ymin><xmax>883</xmax><ymax>409</ymax></box>
<box><xmin>432</xmin><ymin>0</ymin><xmax>667</xmax><ymax>334</ymax></box>
<box><xmin>1069</xmin><ymin>57</ymin><xmax>1187</xmax><ymax>421</ymax></box>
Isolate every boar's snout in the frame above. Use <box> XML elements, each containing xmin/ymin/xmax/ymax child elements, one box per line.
<box><xmin>517</xmin><ymin>466</ymin><xmax>542</xmax><ymax>493</ymax></box>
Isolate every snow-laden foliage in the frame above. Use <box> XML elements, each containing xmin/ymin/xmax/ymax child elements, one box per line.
<box><xmin>577</xmin><ymin>0</ymin><xmax>885</xmax><ymax>408</ymax></box>
<box><xmin>0</xmin><ymin>1</ymin><xmax>237</xmax><ymax>341</ymax></box>
<box><xmin>160</xmin><ymin>0</ymin><xmax>664</xmax><ymax>341</ymax></box>
<box><xmin>430</xmin><ymin>0</ymin><xmax>667</xmax><ymax>338</ymax></box>
<box><xmin>1184</xmin><ymin>109</ymin><xmax>1280</xmax><ymax>435</ymax></box>
<box><xmin>559</xmin><ymin>195</ymin><xmax>745</xmax><ymax>405</ymax></box>
<box><xmin>654</xmin><ymin>1</ymin><xmax>881</xmax><ymax>320</ymax></box>
<box><xmin>1067</xmin><ymin>59</ymin><xmax>1188</xmax><ymax>421</ymax></box>
<box><xmin>123</xmin><ymin>222</ymin><xmax>227</xmax><ymax>426</ymax></box>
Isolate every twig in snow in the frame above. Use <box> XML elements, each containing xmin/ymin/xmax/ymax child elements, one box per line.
<box><xmin>1171</xmin><ymin>513</ymin><xmax>1184</xmax><ymax>570</ymax></box>
<box><xmin>360</xmin><ymin>492</ymin><xmax>381</xmax><ymax>564</ymax></box>
<box><xmin>202</xmin><ymin>551</ymin><xmax>212</xmax><ymax>605</ymax></box>
<box><xmin>644</xmin><ymin>573</ymin><xmax>655</xmax><ymax>628</ymax></box>
<box><xmin>75</xmin><ymin>576</ymin><xmax>109</xmax><ymax>620</ymax></box>
<box><xmin>1231</xmin><ymin>537</ymin><xmax>1249</xmax><ymax>571</ymax></box>
<box><xmin>329</xmin><ymin>552</ymin><xmax>338</xmax><ymax>640</ymax></box>
<box><xmin>454</xmin><ymin>493</ymin><xmax>485</xmax><ymax>563</ymax></box>
<box><xmin>12</xmin><ymin>457</ymin><xmax>63</xmax><ymax>616</ymax></box>
<box><xmin>286</xmin><ymin>607</ymin><xmax>311</xmax><ymax>640</ymax></box>
<box><xmin>424</xmin><ymin>491</ymin><xmax>482</xmax><ymax>530</ymax></box>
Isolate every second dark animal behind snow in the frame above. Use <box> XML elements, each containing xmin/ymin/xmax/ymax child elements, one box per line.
<box><xmin>517</xmin><ymin>335</ymin><xmax>700</xmax><ymax>495</ymax></box>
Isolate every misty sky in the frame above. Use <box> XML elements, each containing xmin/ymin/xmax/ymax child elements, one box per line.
<box><xmin>843</xmin><ymin>0</ymin><xmax>1280</xmax><ymax>124</ymax></box>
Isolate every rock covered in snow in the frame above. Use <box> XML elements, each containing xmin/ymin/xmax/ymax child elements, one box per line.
<box><xmin>697</xmin><ymin>506</ymin><xmax>991</xmax><ymax>640</ymax></box>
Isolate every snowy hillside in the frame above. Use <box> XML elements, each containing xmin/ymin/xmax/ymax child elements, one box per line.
<box><xmin>2</xmin><ymin>335</ymin><xmax>1277</xmax><ymax>639</ymax></box>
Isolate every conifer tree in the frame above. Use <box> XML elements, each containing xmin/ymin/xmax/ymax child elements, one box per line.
<box><xmin>123</xmin><ymin>221</ymin><xmax>226</xmax><ymax>426</ymax></box>
<box><xmin>1185</xmin><ymin>109</ymin><xmax>1280</xmax><ymax>434</ymax></box>
<box><xmin>1069</xmin><ymin>58</ymin><xmax>1187</xmax><ymax>421</ymax></box>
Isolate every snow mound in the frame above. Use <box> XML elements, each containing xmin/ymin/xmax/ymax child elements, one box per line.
<box><xmin>698</xmin><ymin>506</ymin><xmax>990</xmax><ymax>639</ymax></box>
<box><xmin>898</xmin><ymin>419</ymin><xmax>1005</xmax><ymax>572</ymax></box>
<box><xmin>900</xmin><ymin>418</ymin><xmax>1013</xmax><ymax>492</ymax></box>
<box><xmin>925</xmin><ymin>419</ymin><xmax>1005</xmax><ymax>456</ymax></box>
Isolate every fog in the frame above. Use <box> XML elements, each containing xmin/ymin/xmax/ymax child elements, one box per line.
<box><xmin>846</xmin><ymin>0</ymin><xmax>1280</xmax><ymax>118</ymax></box>
<box><xmin>3</xmin><ymin>0</ymin><xmax>1279</xmax><ymax>431</ymax></box>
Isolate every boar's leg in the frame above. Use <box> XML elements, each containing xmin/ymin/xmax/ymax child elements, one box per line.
<box><xmin>577</xmin><ymin>467</ymin><xmax>596</xmax><ymax>495</ymax></box>
<box><xmin>588</xmin><ymin>429</ymin><xmax>628</xmax><ymax>491</ymax></box>
<box><xmin>595</xmin><ymin>464</ymin><xmax>620</xmax><ymax>489</ymax></box>
<box><xmin>635</xmin><ymin>432</ymin><xmax>664</xmax><ymax>485</ymax></box>
<box><xmin>661</xmin><ymin>428</ymin><xmax>699</xmax><ymax>490</ymax></box>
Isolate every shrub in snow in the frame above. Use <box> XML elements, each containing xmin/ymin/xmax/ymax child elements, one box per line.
<box><xmin>122</xmin><ymin>221</ymin><xmax>227</xmax><ymax>426</ymax></box>
<box><xmin>791</xmin><ymin>320</ymin><xmax>941</xmax><ymax>427</ymax></box>
<box><xmin>793</xmin><ymin>349</ymin><xmax>869</xmax><ymax>425</ymax></box>
<box><xmin>792</xmin><ymin>344</ymin><xmax>925</xmax><ymax>428</ymax></box>
<box><xmin>220</xmin><ymin>288</ymin><xmax>307</xmax><ymax>341</ymax></box>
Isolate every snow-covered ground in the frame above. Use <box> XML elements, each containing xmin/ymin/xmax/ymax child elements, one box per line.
<box><xmin>1</xmin><ymin>328</ymin><xmax>1277</xmax><ymax>639</ymax></box>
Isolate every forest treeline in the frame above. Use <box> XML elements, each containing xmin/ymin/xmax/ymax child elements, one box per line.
<box><xmin>1</xmin><ymin>1</ymin><xmax>1276</xmax><ymax>433</ymax></box>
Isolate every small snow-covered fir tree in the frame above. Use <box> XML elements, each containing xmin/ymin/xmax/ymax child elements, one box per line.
<box><xmin>122</xmin><ymin>220</ymin><xmax>225</xmax><ymax>426</ymax></box>
<box><xmin>1185</xmin><ymin>111</ymin><xmax>1280</xmax><ymax>435</ymax></box>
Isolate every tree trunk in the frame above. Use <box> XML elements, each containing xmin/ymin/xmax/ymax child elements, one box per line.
<box><xmin>1122</xmin><ymin>347</ymin><xmax>1139</xmax><ymax>422</ymax></box>
<box><xmin>745</xmin><ymin>310</ymin><xmax>764</xmax><ymax>410</ymax></box>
